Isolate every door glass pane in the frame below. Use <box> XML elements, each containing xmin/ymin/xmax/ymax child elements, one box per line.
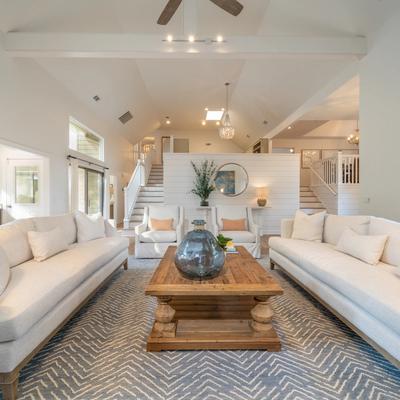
<box><xmin>87</xmin><ymin>170</ymin><xmax>103</xmax><ymax>215</ymax></box>
<box><xmin>15</xmin><ymin>166</ymin><xmax>39</xmax><ymax>204</ymax></box>
<box><xmin>78</xmin><ymin>167</ymin><xmax>86</xmax><ymax>213</ymax></box>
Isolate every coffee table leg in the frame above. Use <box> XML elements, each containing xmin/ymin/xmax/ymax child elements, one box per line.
<box><xmin>153</xmin><ymin>296</ymin><xmax>176</xmax><ymax>338</ymax></box>
<box><xmin>250</xmin><ymin>296</ymin><xmax>274</xmax><ymax>335</ymax></box>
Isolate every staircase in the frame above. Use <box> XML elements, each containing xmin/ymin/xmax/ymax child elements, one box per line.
<box><xmin>128</xmin><ymin>164</ymin><xmax>164</xmax><ymax>228</ymax></box>
<box><xmin>300</xmin><ymin>186</ymin><xmax>326</xmax><ymax>215</ymax></box>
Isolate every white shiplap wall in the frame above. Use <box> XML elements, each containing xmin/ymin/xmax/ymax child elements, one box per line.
<box><xmin>163</xmin><ymin>153</ymin><xmax>300</xmax><ymax>234</ymax></box>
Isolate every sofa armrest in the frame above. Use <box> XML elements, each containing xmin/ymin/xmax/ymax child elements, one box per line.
<box><xmin>281</xmin><ymin>219</ymin><xmax>294</xmax><ymax>238</ymax></box>
<box><xmin>135</xmin><ymin>223</ymin><xmax>147</xmax><ymax>237</ymax></box>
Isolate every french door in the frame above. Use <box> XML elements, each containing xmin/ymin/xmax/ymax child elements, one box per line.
<box><xmin>78</xmin><ymin>167</ymin><xmax>104</xmax><ymax>215</ymax></box>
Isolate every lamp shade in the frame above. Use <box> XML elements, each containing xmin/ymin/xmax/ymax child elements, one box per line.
<box><xmin>256</xmin><ymin>186</ymin><xmax>268</xmax><ymax>198</ymax></box>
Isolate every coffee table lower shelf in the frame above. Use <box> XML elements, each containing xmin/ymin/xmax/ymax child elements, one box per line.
<box><xmin>147</xmin><ymin>319</ymin><xmax>281</xmax><ymax>352</ymax></box>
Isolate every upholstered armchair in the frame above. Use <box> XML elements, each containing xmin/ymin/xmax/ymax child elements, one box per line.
<box><xmin>135</xmin><ymin>205</ymin><xmax>184</xmax><ymax>258</ymax></box>
<box><xmin>210</xmin><ymin>206</ymin><xmax>261</xmax><ymax>258</ymax></box>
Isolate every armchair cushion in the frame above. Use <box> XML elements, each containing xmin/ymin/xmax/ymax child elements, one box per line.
<box><xmin>222</xmin><ymin>218</ymin><xmax>246</xmax><ymax>231</ymax></box>
<box><xmin>149</xmin><ymin>218</ymin><xmax>173</xmax><ymax>231</ymax></box>
<box><xmin>216</xmin><ymin>207</ymin><xmax>248</xmax><ymax>230</ymax></box>
<box><xmin>220</xmin><ymin>231</ymin><xmax>256</xmax><ymax>243</ymax></box>
<box><xmin>139</xmin><ymin>230</ymin><xmax>177</xmax><ymax>243</ymax></box>
<box><xmin>148</xmin><ymin>206</ymin><xmax>179</xmax><ymax>229</ymax></box>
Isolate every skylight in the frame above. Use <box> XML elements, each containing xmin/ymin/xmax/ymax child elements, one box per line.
<box><xmin>206</xmin><ymin>110</ymin><xmax>224</xmax><ymax>121</ymax></box>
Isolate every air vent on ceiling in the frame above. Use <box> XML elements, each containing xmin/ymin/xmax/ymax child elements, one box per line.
<box><xmin>118</xmin><ymin>111</ymin><xmax>133</xmax><ymax>124</ymax></box>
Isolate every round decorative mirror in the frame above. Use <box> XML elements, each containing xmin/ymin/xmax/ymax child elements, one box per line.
<box><xmin>214</xmin><ymin>163</ymin><xmax>249</xmax><ymax>197</ymax></box>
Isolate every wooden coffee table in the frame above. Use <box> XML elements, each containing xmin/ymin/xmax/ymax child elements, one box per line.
<box><xmin>145</xmin><ymin>246</ymin><xmax>283</xmax><ymax>352</ymax></box>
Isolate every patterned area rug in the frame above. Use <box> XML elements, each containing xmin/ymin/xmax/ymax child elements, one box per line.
<box><xmin>11</xmin><ymin>258</ymin><xmax>400</xmax><ymax>400</ymax></box>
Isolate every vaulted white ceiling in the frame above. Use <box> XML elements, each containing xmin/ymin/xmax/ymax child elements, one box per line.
<box><xmin>0</xmin><ymin>0</ymin><xmax>398</xmax><ymax>148</ymax></box>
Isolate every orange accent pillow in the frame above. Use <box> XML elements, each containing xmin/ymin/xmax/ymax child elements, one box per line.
<box><xmin>150</xmin><ymin>218</ymin><xmax>173</xmax><ymax>231</ymax></box>
<box><xmin>221</xmin><ymin>218</ymin><xmax>246</xmax><ymax>231</ymax></box>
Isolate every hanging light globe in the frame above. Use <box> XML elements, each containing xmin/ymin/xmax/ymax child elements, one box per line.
<box><xmin>219</xmin><ymin>111</ymin><xmax>235</xmax><ymax>139</ymax></box>
<box><xmin>219</xmin><ymin>82</ymin><xmax>235</xmax><ymax>140</ymax></box>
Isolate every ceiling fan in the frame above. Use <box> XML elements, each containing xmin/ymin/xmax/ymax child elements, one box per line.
<box><xmin>157</xmin><ymin>0</ymin><xmax>244</xmax><ymax>25</ymax></box>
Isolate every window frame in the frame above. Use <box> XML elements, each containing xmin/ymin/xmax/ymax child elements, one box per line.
<box><xmin>69</xmin><ymin>117</ymin><xmax>105</xmax><ymax>162</ymax></box>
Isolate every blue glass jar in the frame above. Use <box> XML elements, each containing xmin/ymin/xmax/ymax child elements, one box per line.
<box><xmin>175</xmin><ymin>220</ymin><xmax>225</xmax><ymax>281</ymax></box>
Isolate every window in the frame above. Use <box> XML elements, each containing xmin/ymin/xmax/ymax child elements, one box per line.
<box><xmin>15</xmin><ymin>166</ymin><xmax>39</xmax><ymax>204</ymax></box>
<box><xmin>78</xmin><ymin>167</ymin><xmax>104</xmax><ymax>215</ymax></box>
<box><xmin>69</xmin><ymin>119</ymin><xmax>104</xmax><ymax>161</ymax></box>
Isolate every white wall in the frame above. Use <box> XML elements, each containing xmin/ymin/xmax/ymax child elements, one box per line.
<box><xmin>153</xmin><ymin>130</ymin><xmax>244</xmax><ymax>164</ymax></box>
<box><xmin>0</xmin><ymin>48</ymin><xmax>134</xmax><ymax>224</ymax></box>
<box><xmin>359</xmin><ymin>9</ymin><xmax>400</xmax><ymax>221</ymax></box>
<box><xmin>163</xmin><ymin>153</ymin><xmax>300</xmax><ymax>234</ymax></box>
<box><xmin>272</xmin><ymin>137</ymin><xmax>358</xmax><ymax>186</ymax></box>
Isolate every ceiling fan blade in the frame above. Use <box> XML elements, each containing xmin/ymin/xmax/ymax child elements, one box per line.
<box><xmin>157</xmin><ymin>0</ymin><xmax>183</xmax><ymax>25</ymax></box>
<box><xmin>209</xmin><ymin>0</ymin><xmax>243</xmax><ymax>16</ymax></box>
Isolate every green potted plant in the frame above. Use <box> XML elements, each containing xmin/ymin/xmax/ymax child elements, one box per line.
<box><xmin>190</xmin><ymin>160</ymin><xmax>217</xmax><ymax>206</ymax></box>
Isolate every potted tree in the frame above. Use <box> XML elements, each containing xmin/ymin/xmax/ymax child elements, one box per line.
<box><xmin>190</xmin><ymin>160</ymin><xmax>217</xmax><ymax>206</ymax></box>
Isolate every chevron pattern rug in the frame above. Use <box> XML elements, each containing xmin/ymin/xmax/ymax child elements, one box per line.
<box><xmin>11</xmin><ymin>259</ymin><xmax>400</xmax><ymax>400</ymax></box>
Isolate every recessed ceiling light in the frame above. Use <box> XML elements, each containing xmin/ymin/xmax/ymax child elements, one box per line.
<box><xmin>216</xmin><ymin>121</ymin><xmax>220</xmax><ymax>126</ymax></box>
<box><xmin>216</xmin><ymin>35</ymin><xmax>224</xmax><ymax>43</ymax></box>
<box><xmin>204</xmin><ymin>107</ymin><xmax>208</xmax><ymax>111</ymax></box>
<box><xmin>206</xmin><ymin>110</ymin><xmax>224</xmax><ymax>121</ymax></box>
<box><xmin>188</xmin><ymin>35</ymin><xmax>195</xmax><ymax>43</ymax></box>
<box><xmin>201</xmin><ymin>120</ymin><xmax>206</xmax><ymax>126</ymax></box>
<box><xmin>288</xmin><ymin>125</ymin><xmax>292</xmax><ymax>130</ymax></box>
<box><xmin>166</xmin><ymin>34</ymin><xmax>173</xmax><ymax>42</ymax></box>
<box><xmin>165</xmin><ymin>116</ymin><xmax>171</xmax><ymax>125</ymax></box>
<box><xmin>221</xmin><ymin>108</ymin><xmax>225</xmax><ymax>111</ymax></box>
<box><xmin>290</xmin><ymin>148</ymin><xmax>294</xmax><ymax>153</ymax></box>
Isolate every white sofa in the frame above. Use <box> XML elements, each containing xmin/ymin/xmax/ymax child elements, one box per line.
<box><xmin>0</xmin><ymin>214</ymin><xmax>129</xmax><ymax>399</ymax></box>
<box><xmin>211</xmin><ymin>206</ymin><xmax>261</xmax><ymax>258</ymax></box>
<box><xmin>269</xmin><ymin>214</ymin><xmax>400</xmax><ymax>367</ymax></box>
<box><xmin>135</xmin><ymin>205</ymin><xmax>184</xmax><ymax>258</ymax></box>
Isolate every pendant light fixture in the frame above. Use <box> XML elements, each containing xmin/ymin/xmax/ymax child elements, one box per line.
<box><xmin>219</xmin><ymin>82</ymin><xmax>235</xmax><ymax>140</ymax></box>
<box><xmin>347</xmin><ymin>120</ymin><xmax>360</xmax><ymax>145</ymax></box>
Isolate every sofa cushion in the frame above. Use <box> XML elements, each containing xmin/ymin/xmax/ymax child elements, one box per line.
<box><xmin>0</xmin><ymin>249</ymin><xmax>10</xmax><ymax>297</ymax></box>
<box><xmin>369</xmin><ymin>217</ymin><xmax>400</xmax><ymax>267</ymax></box>
<box><xmin>33</xmin><ymin>214</ymin><xmax>77</xmax><ymax>245</ymax></box>
<box><xmin>323</xmin><ymin>215</ymin><xmax>370</xmax><ymax>246</ymax></box>
<box><xmin>0</xmin><ymin>219</ymin><xmax>34</xmax><ymax>267</ymax></box>
<box><xmin>0</xmin><ymin>236</ymin><xmax>128</xmax><ymax>342</ymax></box>
<box><xmin>292</xmin><ymin>210</ymin><xmax>325</xmax><ymax>242</ymax></box>
<box><xmin>75</xmin><ymin>212</ymin><xmax>105</xmax><ymax>243</ymax></box>
<box><xmin>269</xmin><ymin>237</ymin><xmax>400</xmax><ymax>336</ymax></box>
<box><xmin>28</xmin><ymin>227</ymin><xmax>69</xmax><ymax>262</ymax></box>
<box><xmin>139</xmin><ymin>230</ymin><xmax>177</xmax><ymax>243</ymax></box>
<box><xmin>221</xmin><ymin>231</ymin><xmax>256</xmax><ymax>243</ymax></box>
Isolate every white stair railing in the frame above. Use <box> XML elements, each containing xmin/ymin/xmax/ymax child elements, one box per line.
<box><xmin>123</xmin><ymin>149</ymin><xmax>155</xmax><ymax>229</ymax></box>
<box><xmin>310</xmin><ymin>152</ymin><xmax>360</xmax><ymax>215</ymax></box>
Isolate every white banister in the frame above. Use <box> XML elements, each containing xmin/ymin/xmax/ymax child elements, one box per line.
<box><xmin>310</xmin><ymin>152</ymin><xmax>360</xmax><ymax>215</ymax></box>
<box><xmin>123</xmin><ymin>149</ymin><xmax>155</xmax><ymax>229</ymax></box>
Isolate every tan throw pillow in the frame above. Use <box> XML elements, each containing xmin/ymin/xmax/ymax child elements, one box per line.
<box><xmin>291</xmin><ymin>210</ymin><xmax>326</xmax><ymax>242</ymax></box>
<box><xmin>336</xmin><ymin>228</ymin><xmax>388</xmax><ymax>265</ymax></box>
<box><xmin>28</xmin><ymin>227</ymin><xmax>69</xmax><ymax>262</ymax></box>
<box><xmin>222</xmin><ymin>218</ymin><xmax>246</xmax><ymax>231</ymax></box>
<box><xmin>149</xmin><ymin>218</ymin><xmax>173</xmax><ymax>231</ymax></box>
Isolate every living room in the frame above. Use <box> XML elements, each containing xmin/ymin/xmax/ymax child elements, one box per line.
<box><xmin>0</xmin><ymin>1</ymin><xmax>400</xmax><ymax>399</ymax></box>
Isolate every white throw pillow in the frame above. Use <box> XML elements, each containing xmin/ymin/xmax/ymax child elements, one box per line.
<box><xmin>75</xmin><ymin>212</ymin><xmax>105</xmax><ymax>243</ymax></box>
<box><xmin>291</xmin><ymin>210</ymin><xmax>326</xmax><ymax>242</ymax></box>
<box><xmin>27</xmin><ymin>227</ymin><xmax>68</xmax><ymax>262</ymax></box>
<box><xmin>0</xmin><ymin>248</ymin><xmax>11</xmax><ymax>296</ymax></box>
<box><xmin>336</xmin><ymin>228</ymin><xmax>388</xmax><ymax>265</ymax></box>
<box><xmin>0</xmin><ymin>219</ymin><xmax>34</xmax><ymax>266</ymax></box>
<box><xmin>104</xmin><ymin>220</ymin><xmax>118</xmax><ymax>237</ymax></box>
